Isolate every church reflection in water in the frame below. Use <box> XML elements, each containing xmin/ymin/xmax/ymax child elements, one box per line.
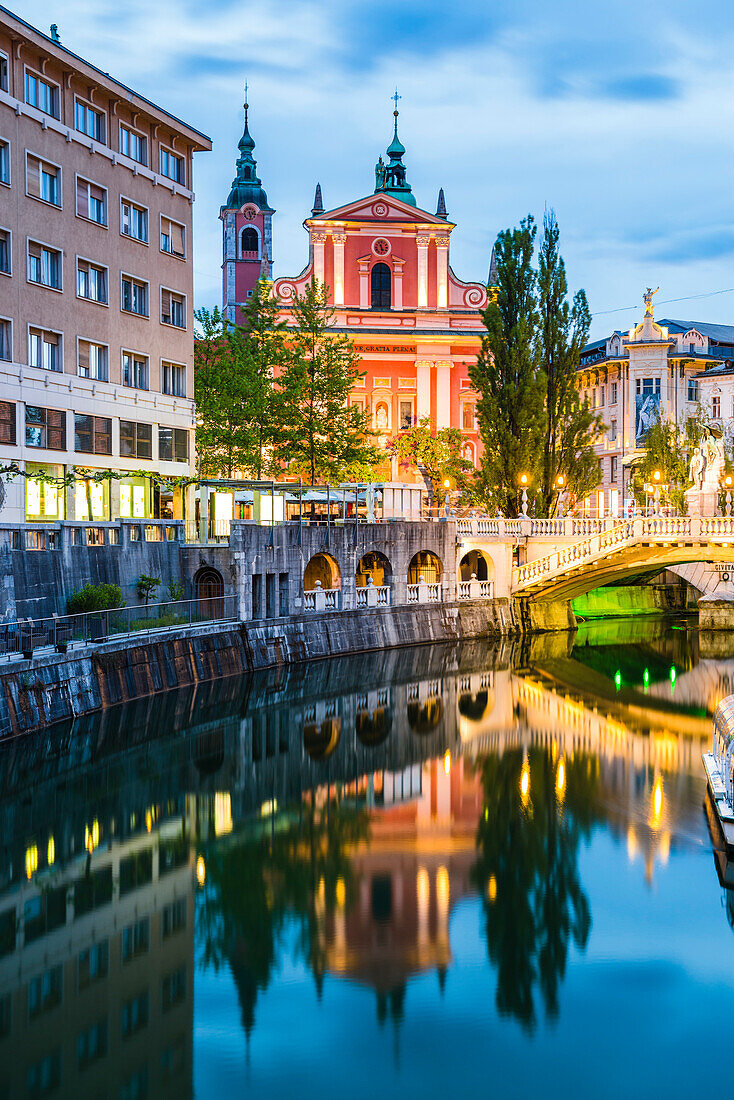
<box><xmin>0</xmin><ymin>619</ymin><xmax>728</xmax><ymax>1091</ymax></box>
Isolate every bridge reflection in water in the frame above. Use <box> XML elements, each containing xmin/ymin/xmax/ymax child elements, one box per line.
<box><xmin>0</xmin><ymin>619</ymin><xmax>729</xmax><ymax>1093</ymax></box>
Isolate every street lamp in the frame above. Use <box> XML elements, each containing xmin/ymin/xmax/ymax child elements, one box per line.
<box><xmin>555</xmin><ymin>474</ymin><xmax>566</xmax><ymax>518</ymax></box>
<box><xmin>519</xmin><ymin>472</ymin><xmax>529</xmax><ymax>517</ymax></box>
<box><xmin>653</xmin><ymin>470</ymin><xmax>661</xmax><ymax>514</ymax></box>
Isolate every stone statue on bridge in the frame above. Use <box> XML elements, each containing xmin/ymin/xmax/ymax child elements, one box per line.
<box><xmin>686</xmin><ymin>426</ymin><xmax>726</xmax><ymax>515</ymax></box>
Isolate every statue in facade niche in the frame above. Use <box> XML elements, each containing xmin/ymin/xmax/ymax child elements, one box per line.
<box><xmin>375</xmin><ymin>156</ymin><xmax>386</xmax><ymax>190</ymax></box>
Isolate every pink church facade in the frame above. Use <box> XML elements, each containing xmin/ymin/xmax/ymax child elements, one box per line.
<box><xmin>222</xmin><ymin>105</ymin><xmax>489</xmax><ymax>480</ymax></box>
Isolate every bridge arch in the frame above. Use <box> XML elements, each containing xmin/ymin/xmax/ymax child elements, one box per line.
<box><xmin>407</xmin><ymin>551</ymin><xmax>442</xmax><ymax>585</ymax></box>
<box><xmin>304</xmin><ymin>552</ymin><xmax>341</xmax><ymax>591</ymax></box>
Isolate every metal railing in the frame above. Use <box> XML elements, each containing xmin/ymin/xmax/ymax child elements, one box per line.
<box><xmin>0</xmin><ymin>596</ymin><xmax>238</xmax><ymax>659</ymax></box>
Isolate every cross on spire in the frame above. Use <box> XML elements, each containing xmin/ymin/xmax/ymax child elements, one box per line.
<box><xmin>392</xmin><ymin>87</ymin><xmax>401</xmax><ymax>113</ymax></box>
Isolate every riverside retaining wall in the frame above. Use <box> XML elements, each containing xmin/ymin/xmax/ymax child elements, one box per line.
<box><xmin>0</xmin><ymin>598</ymin><xmax>515</xmax><ymax>736</ymax></box>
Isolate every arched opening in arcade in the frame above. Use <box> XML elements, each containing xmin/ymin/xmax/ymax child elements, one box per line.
<box><xmin>407</xmin><ymin>551</ymin><xmax>442</xmax><ymax>585</ymax></box>
<box><xmin>371</xmin><ymin>262</ymin><xmax>391</xmax><ymax>309</ymax></box>
<box><xmin>459</xmin><ymin>549</ymin><xmax>495</xmax><ymax>583</ymax></box>
<box><xmin>194</xmin><ymin>567</ymin><xmax>224</xmax><ymax>617</ymax></box>
<box><xmin>407</xmin><ymin>694</ymin><xmax>443</xmax><ymax>733</ymax></box>
<box><xmin>304</xmin><ymin>716</ymin><xmax>342</xmax><ymax>760</ymax></box>
<box><xmin>458</xmin><ymin>689</ymin><xmax>493</xmax><ymax>722</ymax></box>
<box><xmin>356</xmin><ymin>551</ymin><xmax>392</xmax><ymax>588</ymax></box>
<box><xmin>304</xmin><ymin>553</ymin><xmax>341</xmax><ymax>591</ymax></box>
<box><xmin>356</xmin><ymin>704</ymin><xmax>392</xmax><ymax>745</ymax></box>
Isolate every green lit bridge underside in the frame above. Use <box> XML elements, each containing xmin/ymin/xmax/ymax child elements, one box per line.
<box><xmin>510</xmin><ymin>517</ymin><xmax>734</xmax><ymax>601</ymax></box>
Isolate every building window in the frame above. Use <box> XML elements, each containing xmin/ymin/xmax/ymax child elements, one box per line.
<box><xmin>26</xmin><ymin>406</ymin><xmax>66</xmax><ymax>450</ymax></box>
<box><xmin>162</xmin><ymin>898</ymin><xmax>186</xmax><ymax>938</ymax></box>
<box><xmin>0</xmin><ymin>319</ymin><xmax>10</xmax><ymax>362</ymax></box>
<box><xmin>161</xmin><ymin>216</ymin><xmax>186</xmax><ymax>258</ymax></box>
<box><xmin>29</xmin><ymin>327</ymin><xmax>61</xmax><ymax>372</ymax></box>
<box><xmin>370</xmin><ymin>262</ymin><xmax>391</xmax><ymax>309</ymax></box>
<box><xmin>162</xmin><ymin>360</ymin><xmax>185</xmax><ymax>397</ymax></box>
<box><xmin>159</xmin><ymin>147</ymin><xmax>184</xmax><ymax>184</ymax></box>
<box><xmin>74</xmin><ymin>414</ymin><xmax>112</xmax><ymax>455</ymax></box>
<box><xmin>611</xmin><ymin>381</ymin><xmax>618</xmax><ymax>404</ymax></box>
<box><xmin>121</xmin><ymin>991</ymin><xmax>149</xmax><ymax>1038</ymax></box>
<box><xmin>75</xmin><ymin>98</ymin><xmax>105</xmax><ymax>143</ymax></box>
<box><xmin>161</xmin><ymin>967</ymin><xmax>186</xmax><ymax>1011</ymax></box>
<box><xmin>713</xmin><ymin>395</ymin><xmax>721</xmax><ymax>419</ymax></box>
<box><xmin>26</xmin><ymin>1050</ymin><xmax>61</xmax><ymax>1098</ymax></box>
<box><xmin>121</xmin><ymin>917</ymin><xmax>150</xmax><ymax>963</ymax></box>
<box><xmin>77</xmin><ymin>258</ymin><xmax>108</xmax><ymax>304</ymax></box>
<box><xmin>0</xmin><ymin>138</ymin><xmax>9</xmax><ymax>186</ymax></box>
<box><xmin>399</xmin><ymin>399</ymin><xmax>413</xmax><ymax>430</ymax></box>
<box><xmin>74</xmin><ymin>867</ymin><xmax>112</xmax><ymax>916</ymax></box>
<box><xmin>26</xmin><ymin>154</ymin><xmax>61</xmax><ymax>207</ymax></box>
<box><xmin>28</xmin><ymin>965</ymin><xmax>63</xmax><ymax>1020</ymax></box>
<box><xmin>240</xmin><ymin>226</ymin><xmax>258</xmax><ymax>257</ymax></box>
<box><xmin>0</xmin><ymin>53</ymin><xmax>7</xmax><ymax>92</ymax></box>
<box><xmin>688</xmin><ymin>378</ymin><xmax>699</xmax><ymax>402</ymax></box>
<box><xmin>119</xmin><ymin>124</ymin><xmax>147</xmax><ymax>165</ymax></box>
<box><xmin>120</xmin><ymin>420</ymin><xmax>152</xmax><ymax>460</ymax></box>
<box><xmin>121</xmin><ymin>198</ymin><xmax>148</xmax><ymax>243</ymax></box>
<box><xmin>599</xmin><ymin>385</ymin><xmax>605</xmax><ymax>407</ymax></box>
<box><xmin>77</xmin><ymin>1018</ymin><xmax>108</xmax><ymax>1070</ymax></box>
<box><xmin>636</xmin><ymin>377</ymin><xmax>661</xmax><ymax>396</ymax></box>
<box><xmin>462</xmin><ymin>402</ymin><xmax>475</xmax><ymax>431</ymax></box>
<box><xmin>78</xmin><ymin>941</ymin><xmax>108</xmax><ymax>990</ymax></box>
<box><xmin>0</xmin><ymin>400</ymin><xmax>14</xmax><ymax>443</ymax></box>
<box><xmin>76</xmin><ymin>176</ymin><xmax>107</xmax><ymax>225</ymax></box>
<box><xmin>25</xmin><ymin>69</ymin><xmax>60</xmax><ymax>118</ymax></box>
<box><xmin>24</xmin><ymin>887</ymin><xmax>66</xmax><ymax>943</ymax></box>
<box><xmin>0</xmin><ymin>227</ymin><xmax>9</xmax><ymax>274</ymax></box>
<box><xmin>78</xmin><ymin>340</ymin><xmax>108</xmax><ymax>382</ymax></box>
<box><xmin>609</xmin><ymin>418</ymin><xmax>617</xmax><ymax>443</ymax></box>
<box><xmin>122</xmin><ymin>351</ymin><xmax>149</xmax><ymax>390</ymax></box>
<box><xmin>158</xmin><ymin>427</ymin><xmax>188</xmax><ymax>463</ymax></box>
<box><xmin>610</xmin><ymin>455</ymin><xmax>618</xmax><ymax>482</ymax></box>
<box><xmin>27</xmin><ymin>240</ymin><xmax>62</xmax><ymax>290</ymax></box>
<box><xmin>121</xmin><ymin>274</ymin><xmax>149</xmax><ymax>316</ymax></box>
<box><xmin>161</xmin><ymin>288</ymin><xmax>185</xmax><ymax>328</ymax></box>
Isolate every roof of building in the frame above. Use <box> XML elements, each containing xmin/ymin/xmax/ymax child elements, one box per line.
<box><xmin>0</xmin><ymin>4</ymin><xmax>211</xmax><ymax>147</ymax></box>
<box><xmin>659</xmin><ymin>319</ymin><xmax>734</xmax><ymax>344</ymax></box>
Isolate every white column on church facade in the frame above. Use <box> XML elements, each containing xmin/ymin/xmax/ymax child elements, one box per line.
<box><xmin>358</xmin><ymin>258</ymin><xmax>370</xmax><ymax>308</ymax></box>
<box><xmin>312</xmin><ymin>232</ymin><xmax>327</xmax><ymax>285</ymax></box>
<box><xmin>332</xmin><ymin>232</ymin><xmax>346</xmax><ymax>305</ymax></box>
<box><xmin>416</xmin><ymin>236</ymin><xmax>430</xmax><ymax>308</ymax></box>
<box><xmin>392</xmin><ymin>258</ymin><xmax>405</xmax><ymax>310</ymax></box>
<box><xmin>416</xmin><ymin>360</ymin><xmax>432</xmax><ymax>421</ymax></box>
<box><xmin>435</xmin><ymin>360</ymin><xmax>452</xmax><ymax>429</ymax></box>
<box><xmin>435</xmin><ymin>236</ymin><xmax>450</xmax><ymax>309</ymax></box>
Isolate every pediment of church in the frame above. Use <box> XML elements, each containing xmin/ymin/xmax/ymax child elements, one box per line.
<box><xmin>308</xmin><ymin>193</ymin><xmax>453</xmax><ymax>228</ymax></box>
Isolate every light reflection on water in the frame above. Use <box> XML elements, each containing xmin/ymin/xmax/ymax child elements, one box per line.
<box><xmin>0</xmin><ymin>618</ymin><xmax>733</xmax><ymax>1098</ymax></box>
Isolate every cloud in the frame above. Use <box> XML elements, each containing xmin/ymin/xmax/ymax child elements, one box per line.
<box><xmin>600</xmin><ymin>74</ymin><xmax>681</xmax><ymax>102</ymax></box>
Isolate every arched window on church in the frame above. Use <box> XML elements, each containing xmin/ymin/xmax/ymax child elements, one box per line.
<box><xmin>241</xmin><ymin>227</ymin><xmax>259</xmax><ymax>258</ymax></box>
<box><xmin>371</xmin><ymin>262</ymin><xmax>391</xmax><ymax>310</ymax></box>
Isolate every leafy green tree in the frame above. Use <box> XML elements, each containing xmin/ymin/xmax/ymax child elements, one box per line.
<box><xmin>136</xmin><ymin>574</ymin><xmax>160</xmax><ymax>607</ymax></box>
<box><xmin>389</xmin><ymin>417</ymin><xmax>472</xmax><ymax>507</ymax></box>
<box><xmin>237</xmin><ymin>279</ymin><xmax>290</xmax><ymax>479</ymax></box>
<box><xmin>470</xmin><ymin>217</ymin><xmax>546</xmax><ymax>516</ymax></box>
<box><xmin>274</xmin><ymin>278</ymin><xmax>381</xmax><ymax>484</ymax></box>
<box><xmin>537</xmin><ymin>211</ymin><xmax>603</xmax><ymax>514</ymax></box>
<box><xmin>632</xmin><ymin>408</ymin><xmax>710</xmax><ymax>514</ymax></box>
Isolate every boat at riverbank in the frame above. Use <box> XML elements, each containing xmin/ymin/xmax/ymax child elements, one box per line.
<box><xmin>703</xmin><ymin>695</ymin><xmax>734</xmax><ymax>849</ymax></box>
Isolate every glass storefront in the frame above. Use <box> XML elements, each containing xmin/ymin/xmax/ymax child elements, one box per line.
<box><xmin>25</xmin><ymin>463</ymin><xmax>65</xmax><ymax>520</ymax></box>
<box><xmin>74</xmin><ymin>476</ymin><xmax>110</xmax><ymax>520</ymax></box>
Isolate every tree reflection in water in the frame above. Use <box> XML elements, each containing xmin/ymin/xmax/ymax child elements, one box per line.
<box><xmin>196</xmin><ymin>795</ymin><xmax>368</xmax><ymax>1039</ymax></box>
<box><xmin>473</xmin><ymin>747</ymin><xmax>601</xmax><ymax>1030</ymax></box>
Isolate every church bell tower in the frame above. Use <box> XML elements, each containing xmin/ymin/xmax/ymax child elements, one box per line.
<box><xmin>220</xmin><ymin>89</ymin><xmax>274</xmax><ymax>322</ymax></box>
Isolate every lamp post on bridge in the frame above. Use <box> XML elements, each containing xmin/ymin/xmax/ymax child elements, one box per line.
<box><xmin>519</xmin><ymin>472</ymin><xmax>529</xmax><ymax>517</ymax></box>
<box><xmin>555</xmin><ymin>474</ymin><xmax>566</xmax><ymax>518</ymax></box>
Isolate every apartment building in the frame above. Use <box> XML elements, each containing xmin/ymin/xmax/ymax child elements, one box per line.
<box><xmin>577</xmin><ymin>298</ymin><xmax>731</xmax><ymax>515</ymax></box>
<box><xmin>0</xmin><ymin>7</ymin><xmax>211</xmax><ymax>523</ymax></box>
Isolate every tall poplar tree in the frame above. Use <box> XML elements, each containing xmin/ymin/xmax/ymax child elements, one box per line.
<box><xmin>237</xmin><ymin>279</ymin><xmax>289</xmax><ymax>479</ymax></box>
<box><xmin>537</xmin><ymin>210</ymin><xmax>602</xmax><ymax>515</ymax></box>
<box><xmin>470</xmin><ymin>217</ymin><xmax>545</xmax><ymax>516</ymax></box>
<box><xmin>275</xmin><ymin>279</ymin><xmax>380</xmax><ymax>484</ymax></box>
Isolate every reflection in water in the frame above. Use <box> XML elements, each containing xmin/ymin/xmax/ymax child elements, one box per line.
<box><xmin>473</xmin><ymin>748</ymin><xmax>599</xmax><ymax>1029</ymax></box>
<box><xmin>0</xmin><ymin>619</ymin><xmax>733</xmax><ymax>1096</ymax></box>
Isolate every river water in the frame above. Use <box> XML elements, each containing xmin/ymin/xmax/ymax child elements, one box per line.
<box><xmin>1</xmin><ymin>616</ymin><xmax>733</xmax><ymax>1099</ymax></box>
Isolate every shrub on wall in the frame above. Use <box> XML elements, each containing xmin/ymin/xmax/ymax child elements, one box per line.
<box><xmin>66</xmin><ymin>583</ymin><xmax>124</xmax><ymax>614</ymax></box>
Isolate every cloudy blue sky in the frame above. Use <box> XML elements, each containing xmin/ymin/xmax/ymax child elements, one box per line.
<box><xmin>15</xmin><ymin>0</ymin><xmax>734</xmax><ymax>336</ymax></box>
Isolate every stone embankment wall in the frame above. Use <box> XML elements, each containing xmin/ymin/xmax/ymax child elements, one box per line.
<box><xmin>0</xmin><ymin>599</ymin><xmax>514</xmax><ymax>736</ymax></box>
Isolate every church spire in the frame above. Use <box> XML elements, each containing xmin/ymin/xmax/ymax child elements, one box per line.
<box><xmin>225</xmin><ymin>85</ymin><xmax>273</xmax><ymax>212</ymax></box>
<box><xmin>311</xmin><ymin>181</ymin><xmax>323</xmax><ymax>216</ymax></box>
<box><xmin>436</xmin><ymin>188</ymin><xmax>447</xmax><ymax>219</ymax></box>
<box><xmin>373</xmin><ymin>89</ymin><xmax>416</xmax><ymax>207</ymax></box>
